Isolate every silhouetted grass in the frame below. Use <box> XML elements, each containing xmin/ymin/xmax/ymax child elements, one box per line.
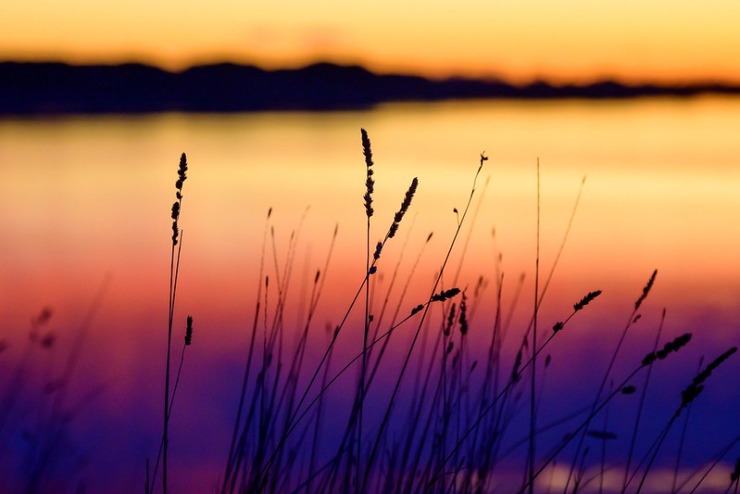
<box><xmin>0</xmin><ymin>283</ymin><xmax>107</xmax><ymax>493</ymax></box>
<box><xmin>4</xmin><ymin>130</ymin><xmax>735</xmax><ymax>493</ymax></box>
<box><xmin>142</xmin><ymin>130</ymin><xmax>737</xmax><ymax>494</ymax></box>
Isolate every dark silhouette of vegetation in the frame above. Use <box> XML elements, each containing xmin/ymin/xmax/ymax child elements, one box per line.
<box><xmin>151</xmin><ymin>130</ymin><xmax>737</xmax><ymax>493</ymax></box>
<box><xmin>3</xmin><ymin>61</ymin><xmax>740</xmax><ymax>115</ymax></box>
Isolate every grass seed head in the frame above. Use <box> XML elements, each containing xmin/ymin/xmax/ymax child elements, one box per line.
<box><xmin>171</xmin><ymin>202</ymin><xmax>181</xmax><ymax>221</ymax></box>
<box><xmin>459</xmin><ymin>293</ymin><xmax>469</xmax><ymax>336</ymax></box>
<box><xmin>176</xmin><ymin>153</ymin><xmax>188</xmax><ymax>190</ymax></box>
<box><xmin>185</xmin><ymin>315</ymin><xmax>193</xmax><ymax>346</ymax></box>
<box><xmin>730</xmin><ymin>458</ymin><xmax>740</xmax><ymax>482</ymax></box>
<box><xmin>170</xmin><ymin>153</ymin><xmax>189</xmax><ymax>246</ymax></box>
<box><xmin>388</xmin><ymin>177</ymin><xmax>418</xmax><ymax>238</ymax></box>
<box><xmin>361</xmin><ymin>128</ymin><xmax>375</xmax><ymax>218</ymax></box>
<box><xmin>641</xmin><ymin>333</ymin><xmax>692</xmax><ymax>366</ymax></box>
<box><xmin>373</xmin><ymin>241</ymin><xmax>383</xmax><ymax>261</ymax></box>
<box><xmin>40</xmin><ymin>332</ymin><xmax>55</xmax><ymax>349</ymax></box>
<box><xmin>444</xmin><ymin>303</ymin><xmax>456</xmax><ymax>337</ymax></box>
<box><xmin>432</xmin><ymin>288</ymin><xmax>461</xmax><ymax>302</ymax></box>
<box><xmin>574</xmin><ymin>290</ymin><xmax>602</xmax><ymax>311</ymax></box>
<box><xmin>587</xmin><ymin>430</ymin><xmax>617</xmax><ymax>440</ymax></box>
<box><xmin>511</xmin><ymin>349</ymin><xmax>523</xmax><ymax>383</ymax></box>
<box><xmin>680</xmin><ymin>346</ymin><xmax>736</xmax><ymax>409</ymax></box>
<box><xmin>635</xmin><ymin>269</ymin><xmax>657</xmax><ymax>310</ymax></box>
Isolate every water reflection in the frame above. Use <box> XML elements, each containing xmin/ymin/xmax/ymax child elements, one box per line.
<box><xmin>0</xmin><ymin>98</ymin><xmax>738</xmax><ymax>492</ymax></box>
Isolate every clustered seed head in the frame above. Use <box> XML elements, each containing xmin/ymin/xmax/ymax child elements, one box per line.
<box><xmin>373</xmin><ymin>241</ymin><xmax>383</xmax><ymax>261</ymax></box>
<box><xmin>621</xmin><ymin>385</ymin><xmax>636</xmax><ymax>395</ymax></box>
<box><xmin>511</xmin><ymin>349</ymin><xmax>523</xmax><ymax>383</ymax></box>
<box><xmin>410</xmin><ymin>304</ymin><xmax>424</xmax><ymax>316</ymax></box>
<box><xmin>388</xmin><ymin>177</ymin><xmax>418</xmax><ymax>239</ymax></box>
<box><xmin>697</xmin><ymin>347</ymin><xmax>736</xmax><ymax>380</ymax></box>
<box><xmin>680</xmin><ymin>346</ymin><xmax>736</xmax><ymax>409</ymax></box>
<box><xmin>361</xmin><ymin>129</ymin><xmax>375</xmax><ymax>218</ymax></box>
<box><xmin>587</xmin><ymin>430</ymin><xmax>617</xmax><ymax>440</ymax></box>
<box><xmin>574</xmin><ymin>290</ymin><xmax>602</xmax><ymax>311</ymax></box>
<box><xmin>553</xmin><ymin>290</ymin><xmax>603</xmax><ymax>333</ymax></box>
<box><xmin>432</xmin><ymin>288</ymin><xmax>461</xmax><ymax>302</ymax></box>
<box><xmin>459</xmin><ymin>293</ymin><xmax>469</xmax><ymax>336</ymax></box>
<box><xmin>635</xmin><ymin>269</ymin><xmax>657</xmax><ymax>311</ymax></box>
<box><xmin>176</xmin><ymin>153</ymin><xmax>188</xmax><ymax>191</ymax></box>
<box><xmin>641</xmin><ymin>333</ymin><xmax>692</xmax><ymax>366</ymax></box>
<box><xmin>184</xmin><ymin>315</ymin><xmax>193</xmax><ymax>346</ymax></box>
<box><xmin>33</xmin><ymin>307</ymin><xmax>53</xmax><ymax>327</ymax></box>
<box><xmin>730</xmin><ymin>458</ymin><xmax>740</xmax><ymax>482</ymax></box>
<box><xmin>361</xmin><ymin>128</ymin><xmax>373</xmax><ymax>169</ymax></box>
<box><xmin>444</xmin><ymin>304</ymin><xmax>457</xmax><ymax>337</ymax></box>
<box><xmin>171</xmin><ymin>153</ymin><xmax>189</xmax><ymax>246</ymax></box>
<box><xmin>474</xmin><ymin>276</ymin><xmax>484</xmax><ymax>298</ymax></box>
<box><xmin>40</xmin><ymin>332</ymin><xmax>55</xmax><ymax>349</ymax></box>
<box><xmin>680</xmin><ymin>383</ymin><xmax>704</xmax><ymax>410</ymax></box>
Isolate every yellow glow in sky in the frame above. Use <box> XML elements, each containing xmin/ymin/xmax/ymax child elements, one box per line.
<box><xmin>2</xmin><ymin>0</ymin><xmax>740</xmax><ymax>83</ymax></box>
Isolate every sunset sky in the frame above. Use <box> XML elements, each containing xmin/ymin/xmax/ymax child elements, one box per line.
<box><xmin>2</xmin><ymin>1</ymin><xmax>740</xmax><ymax>84</ymax></box>
<box><xmin>2</xmin><ymin>3</ymin><xmax>740</xmax><ymax>491</ymax></box>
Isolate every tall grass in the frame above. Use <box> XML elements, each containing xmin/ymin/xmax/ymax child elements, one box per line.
<box><xmin>141</xmin><ymin>131</ymin><xmax>738</xmax><ymax>493</ymax></box>
<box><xmin>0</xmin><ymin>278</ymin><xmax>108</xmax><ymax>492</ymax></box>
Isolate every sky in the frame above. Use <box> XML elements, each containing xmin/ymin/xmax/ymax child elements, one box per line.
<box><xmin>2</xmin><ymin>1</ymin><xmax>740</xmax><ymax>84</ymax></box>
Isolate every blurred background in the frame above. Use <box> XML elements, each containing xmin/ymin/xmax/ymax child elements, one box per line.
<box><xmin>1</xmin><ymin>2</ymin><xmax>739</xmax><ymax>492</ymax></box>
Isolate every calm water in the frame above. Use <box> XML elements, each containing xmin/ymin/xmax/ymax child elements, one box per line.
<box><xmin>1</xmin><ymin>98</ymin><xmax>739</xmax><ymax>492</ymax></box>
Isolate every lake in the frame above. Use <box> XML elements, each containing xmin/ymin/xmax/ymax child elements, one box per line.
<box><xmin>1</xmin><ymin>98</ymin><xmax>739</xmax><ymax>492</ymax></box>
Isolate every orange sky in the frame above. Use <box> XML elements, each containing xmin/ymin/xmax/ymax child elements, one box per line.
<box><xmin>2</xmin><ymin>1</ymin><xmax>740</xmax><ymax>84</ymax></box>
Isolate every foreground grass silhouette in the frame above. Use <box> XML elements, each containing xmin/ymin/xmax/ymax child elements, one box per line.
<box><xmin>145</xmin><ymin>130</ymin><xmax>737</xmax><ymax>493</ymax></box>
<box><xmin>1</xmin><ymin>130</ymin><xmax>736</xmax><ymax>493</ymax></box>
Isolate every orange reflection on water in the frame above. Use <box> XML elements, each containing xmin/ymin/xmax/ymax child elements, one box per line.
<box><xmin>1</xmin><ymin>99</ymin><xmax>739</xmax><ymax>492</ymax></box>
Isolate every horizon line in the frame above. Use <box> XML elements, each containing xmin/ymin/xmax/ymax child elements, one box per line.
<box><xmin>4</xmin><ymin>57</ymin><xmax>740</xmax><ymax>89</ymax></box>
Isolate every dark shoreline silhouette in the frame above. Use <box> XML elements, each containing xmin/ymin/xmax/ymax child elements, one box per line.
<box><xmin>2</xmin><ymin>61</ymin><xmax>740</xmax><ymax>115</ymax></box>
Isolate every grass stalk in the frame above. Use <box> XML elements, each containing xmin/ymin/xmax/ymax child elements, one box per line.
<box><xmin>221</xmin><ymin>208</ymin><xmax>271</xmax><ymax>493</ymax></box>
<box><xmin>621</xmin><ymin>308</ymin><xmax>666</xmax><ymax>493</ymax></box>
<box><xmin>670</xmin><ymin>355</ymin><xmax>703</xmax><ymax>493</ymax></box>
<box><xmin>129</xmin><ymin>137</ymin><xmax>738</xmax><ymax>494</ymax></box>
<box><xmin>359</xmin><ymin>127</ymin><xmax>375</xmax><ymax>493</ymax></box>
<box><xmin>363</xmin><ymin>154</ymin><xmax>486</xmax><ymax>491</ymax></box>
<box><xmin>162</xmin><ymin>153</ymin><xmax>188</xmax><ymax>494</ymax></box>
<box><xmin>528</xmin><ymin>158</ymin><xmax>541</xmax><ymax>494</ymax></box>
